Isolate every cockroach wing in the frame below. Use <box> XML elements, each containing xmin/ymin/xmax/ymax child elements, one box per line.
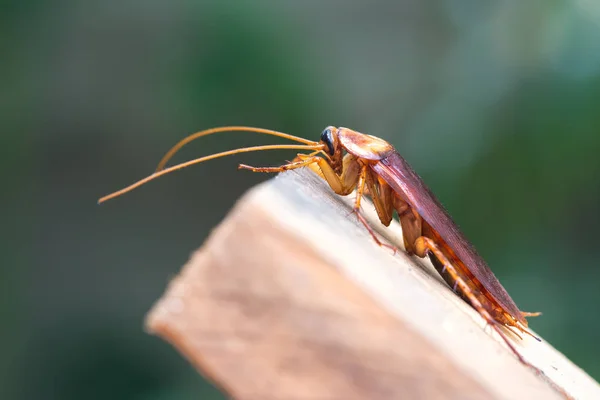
<box><xmin>372</xmin><ymin>152</ymin><xmax>526</xmax><ymax>324</ymax></box>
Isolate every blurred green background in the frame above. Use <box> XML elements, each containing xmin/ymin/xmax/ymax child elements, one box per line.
<box><xmin>2</xmin><ymin>1</ymin><xmax>600</xmax><ymax>399</ymax></box>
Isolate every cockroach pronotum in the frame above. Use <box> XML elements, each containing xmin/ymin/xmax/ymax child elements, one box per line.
<box><xmin>99</xmin><ymin>126</ymin><xmax>543</xmax><ymax>367</ymax></box>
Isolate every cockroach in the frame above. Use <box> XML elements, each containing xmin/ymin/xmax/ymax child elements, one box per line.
<box><xmin>98</xmin><ymin>126</ymin><xmax>543</xmax><ymax>366</ymax></box>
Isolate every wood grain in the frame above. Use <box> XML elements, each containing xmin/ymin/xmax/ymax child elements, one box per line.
<box><xmin>146</xmin><ymin>168</ymin><xmax>600</xmax><ymax>400</ymax></box>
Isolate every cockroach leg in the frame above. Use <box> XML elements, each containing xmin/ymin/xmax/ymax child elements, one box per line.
<box><xmin>241</xmin><ymin>154</ymin><xmax>361</xmax><ymax>196</ymax></box>
<box><xmin>352</xmin><ymin>205</ymin><xmax>398</xmax><ymax>254</ymax></box>
<box><xmin>241</xmin><ymin>155</ymin><xmax>395</xmax><ymax>252</ymax></box>
<box><xmin>239</xmin><ymin>157</ymin><xmax>318</xmax><ymax>174</ymax></box>
<box><xmin>414</xmin><ymin>236</ymin><xmax>532</xmax><ymax>366</ymax></box>
<box><xmin>505</xmin><ymin>326</ymin><xmax>524</xmax><ymax>340</ymax></box>
<box><xmin>304</xmin><ymin>160</ymin><xmax>326</xmax><ymax>178</ymax></box>
<box><xmin>514</xmin><ymin>322</ymin><xmax>542</xmax><ymax>342</ymax></box>
<box><xmin>256</xmin><ymin>154</ymin><xmax>396</xmax><ymax>254</ymax></box>
<box><xmin>352</xmin><ymin>165</ymin><xmax>368</xmax><ymax>212</ymax></box>
<box><xmin>347</xmin><ymin>165</ymin><xmax>398</xmax><ymax>254</ymax></box>
<box><xmin>395</xmin><ymin>198</ymin><xmax>423</xmax><ymax>256</ymax></box>
<box><xmin>364</xmin><ymin>169</ymin><xmax>394</xmax><ymax>227</ymax></box>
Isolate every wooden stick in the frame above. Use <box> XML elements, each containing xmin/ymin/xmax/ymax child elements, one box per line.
<box><xmin>145</xmin><ymin>168</ymin><xmax>599</xmax><ymax>400</ymax></box>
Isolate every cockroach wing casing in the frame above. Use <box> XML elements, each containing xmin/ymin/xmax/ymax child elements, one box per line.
<box><xmin>372</xmin><ymin>152</ymin><xmax>526</xmax><ymax>324</ymax></box>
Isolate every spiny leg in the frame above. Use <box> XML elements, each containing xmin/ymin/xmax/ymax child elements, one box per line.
<box><xmin>512</xmin><ymin>321</ymin><xmax>542</xmax><ymax>342</ymax></box>
<box><xmin>241</xmin><ymin>155</ymin><xmax>397</xmax><ymax>253</ymax></box>
<box><xmin>349</xmin><ymin>165</ymin><xmax>397</xmax><ymax>253</ymax></box>
<box><xmin>364</xmin><ymin>170</ymin><xmax>394</xmax><ymax>227</ymax></box>
<box><xmin>300</xmin><ymin>158</ymin><xmax>397</xmax><ymax>253</ymax></box>
<box><xmin>239</xmin><ymin>156</ymin><xmax>317</xmax><ymax>173</ymax></box>
<box><xmin>290</xmin><ymin>150</ymin><xmax>322</xmax><ymax>172</ymax></box>
<box><xmin>240</xmin><ymin>153</ymin><xmax>361</xmax><ymax>197</ymax></box>
<box><xmin>414</xmin><ymin>236</ymin><xmax>533</xmax><ymax>367</ymax></box>
<box><xmin>509</xmin><ymin>313</ymin><xmax>541</xmax><ymax>341</ymax></box>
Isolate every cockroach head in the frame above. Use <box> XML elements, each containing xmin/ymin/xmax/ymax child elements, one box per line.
<box><xmin>319</xmin><ymin>126</ymin><xmax>344</xmax><ymax>173</ymax></box>
<box><xmin>320</xmin><ymin>126</ymin><xmax>339</xmax><ymax>156</ymax></box>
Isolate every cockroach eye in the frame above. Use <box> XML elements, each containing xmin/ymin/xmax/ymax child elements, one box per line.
<box><xmin>320</xmin><ymin>127</ymin><xmax>335</xmax><ymax>155</ymax></box>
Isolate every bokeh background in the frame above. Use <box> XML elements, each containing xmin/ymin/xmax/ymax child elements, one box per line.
<box><xmin>3</xmin><ymin>1</ymin><xmax>600</xmax><ymax>399</ymax></box>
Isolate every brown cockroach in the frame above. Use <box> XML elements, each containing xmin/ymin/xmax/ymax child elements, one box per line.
<box><xmin>98</xmin><ymin>125</ymin><xmax>542</xmax><ymax>366</ymax></box>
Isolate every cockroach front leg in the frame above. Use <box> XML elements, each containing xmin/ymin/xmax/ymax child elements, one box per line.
<box><xmin>240</xmin><ymin>156</ymin><xmax>397</xmax><ymax>253</ymax></box>
<box><xmin>239</xmin><ymin>153</ymin><xmax>360</xmax><ymax>195</ymax></box>
<box><xmin>413</xmin><ymin>236</ymin><xmax>532</xmax><ymax>366</ymax></box>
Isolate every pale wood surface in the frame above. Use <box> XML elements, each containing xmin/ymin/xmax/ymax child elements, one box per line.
<box><xmin>145</xmin><ymin>168</ymin><xmax>600</xmax><ymax>400</ymax></box>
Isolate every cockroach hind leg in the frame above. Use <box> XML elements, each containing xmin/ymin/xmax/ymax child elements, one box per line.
<box><xmin>504</xmin><ymin>325</ymin><xmax>524</xmax><ymax>341</ymax></box>
<box><xmin>516</xmin><ymin>321</ymin><xmax>542</xmax><ymax>342</ymax></box>
<box><xmin>489</xmin><ymin>322</ymin><xmax>526</xmax><ymax>343</ymax></box>
<box><xmin>525</xmin><ymin>329</ymin><xmax>542</xmax><ymax>342</ymax></box>
<box><xmin>490</xmin><ymin>324</ymin><xmax>530</xmax><ymax>365</ymax></box>
<box><xmin>414</xmin><ymin>237</ymin><xmax>533</xmax><ymax>366</ymax></box>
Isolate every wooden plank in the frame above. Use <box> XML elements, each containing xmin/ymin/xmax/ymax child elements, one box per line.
<box><xmin>146</xmin><ymin>168</ymin><xmax>599</xmax><ymax>400</ymax></box>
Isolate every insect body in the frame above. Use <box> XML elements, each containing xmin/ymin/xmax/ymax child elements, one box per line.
<box><xmin>240</xmin><ymin>126</ymin><xmax>542</xmax><ymax>361</ymax></box>
<box><xmin>98</xmin><ymin>125</ymin><xmax>541</xmax><ymax>365</ymax></box>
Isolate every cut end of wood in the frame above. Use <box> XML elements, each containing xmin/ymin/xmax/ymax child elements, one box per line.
<box><xmin>145</xmin><ymin>168</ymin><xmax>599</xmax><ymax>400</ymax></box>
